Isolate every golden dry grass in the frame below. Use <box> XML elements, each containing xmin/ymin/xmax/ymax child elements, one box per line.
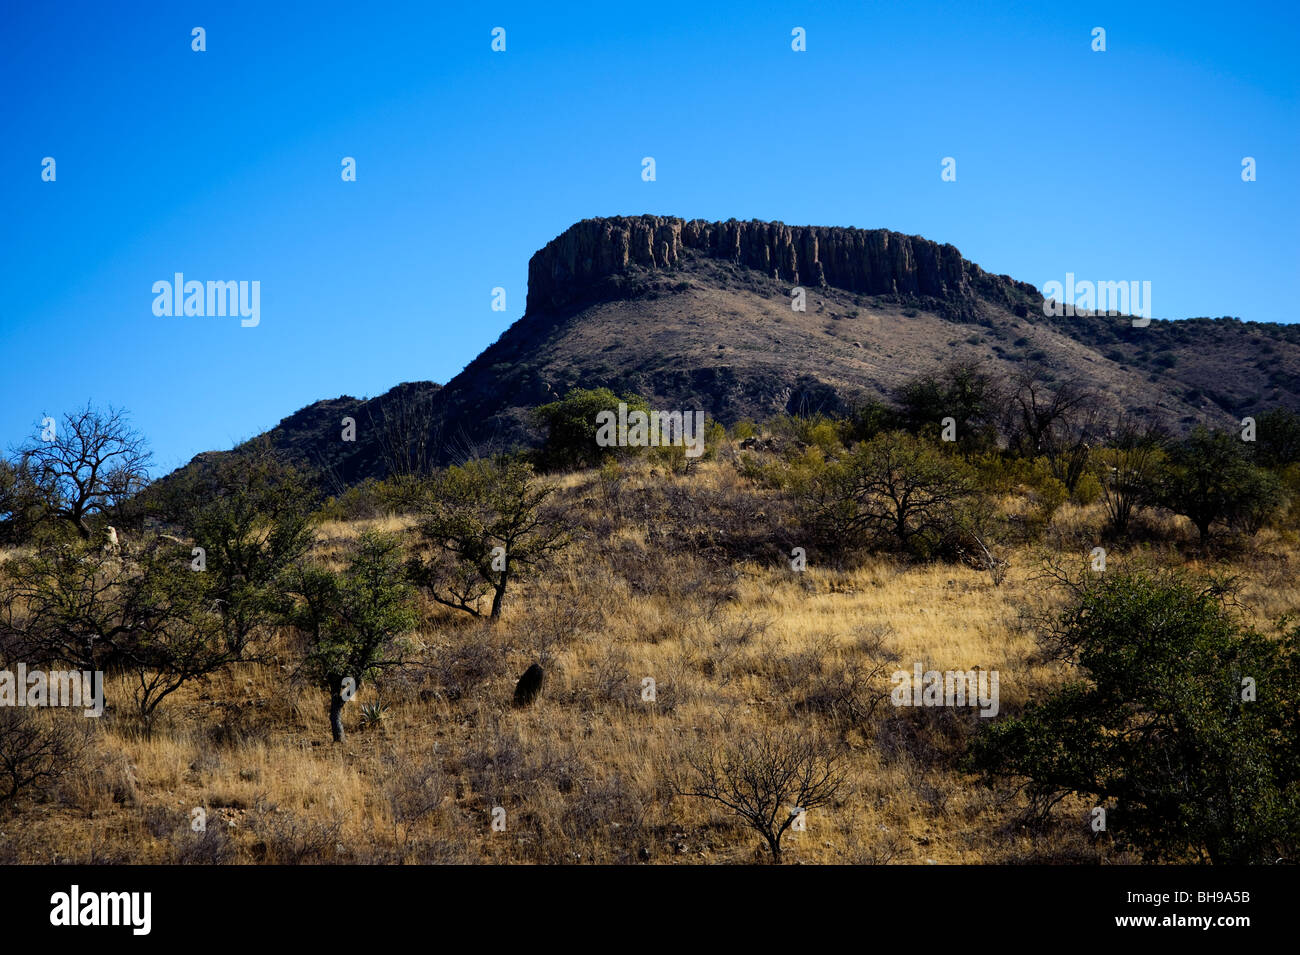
<box><xmin>4</xmin><ymin>457</ymin><xmax>1297</xmax><ymax>865</ymax></box>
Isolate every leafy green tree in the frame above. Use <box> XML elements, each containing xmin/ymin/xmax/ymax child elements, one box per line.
<box><xmin>1159</xmin><ymin>427</ymin><xmax>1283</xmax><ymax>542</ymax></box>
<box><xmin>533</xmin><ymin>387</ymin><xmax>651</xmax><ymax>472</ymax></box>
<box><xmin>971</xmin><ymin>568</ymin><xmax>1300</xmax><ymax>864</ymax></box>
<box><xmin>797</xmin><ymin>431</ymin><xmax>977</xmax><ymax>557</ymax></box>
<box><xmin>408</xmin><ymin>456</ymin><xmax>569</xmax><ymax>619</ymax></box>
<box><xmin>896</xmin><ymin>362</ymin><xmax>1001</xmax><ymax>455</ymax></box>
<box><xmin>291</xmin><ymin>531</ymin><xmax>418</xmax><ymax>743</ymax></box>
<box><xmin>161</xmin><ymin>441</ymin><xmax>319</xmax><ymax>657</ymax></box>
<box><xmin>118</xmin><ymin>539</ymin><xmax>234</xmax><ymax>722</ymax></box>
<box><xmin>1254</xmin><ymin>407</ymin><xmax>1300</xmax><ymax>469</ymax></box>
<box><xmin>0</xmin><ymin>540</ymin><xmax>173</xmax><ymax>675</ymax></box>
<box><xmin>0</xmin><ymin>537</ymin><xmax>232</xmax><ymax>724</ymax></box>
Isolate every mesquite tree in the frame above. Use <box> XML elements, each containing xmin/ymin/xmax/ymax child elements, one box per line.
<box><xmin>292</xmin><ymin>531</ymin><xmax>418</xmax><ymax>743</ymax></box>
<box><xmin>161</xmin><ymin>440</ymin><xmax>318</xmax><ymax>658</ymax></box>
<box><xmin>12</xmin><ymin>404</ymin><xmax>151</xmax><ymax>540</ymax></box>
<box><xmin>675</xmin><ymin>726</ymin><xmax>843</xmax><ymax>864</ymax></box>
<box><xmin>408</xmin><ymin>456</ymin><xmax>569</xmax><ymax>619</ymax></box>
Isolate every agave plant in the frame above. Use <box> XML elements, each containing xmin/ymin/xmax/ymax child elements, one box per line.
<box><xmin>359</xmin><ymin>700</ymin><xmax>388</xmax><ymax>729</ymax></box>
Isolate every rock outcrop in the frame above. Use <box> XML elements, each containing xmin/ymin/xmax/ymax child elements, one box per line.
<box><xmin>526</xmin><ymin>215</ymin><xmax>992</xmax><ymax>313</ymax></box>
<box><xmin>513</xmin><ymin>663</ymin><xmax>544</xmax><ymax>706</ymax></box>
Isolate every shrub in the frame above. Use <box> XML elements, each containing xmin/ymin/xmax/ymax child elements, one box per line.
<box><xmin>1070</xmin><ymin>470</ymin><xmax>1102</xmax><ymax>506</ymax></box>
<box><xmin>533</xmin><ymin>387</ymin><xmax>651</xmax><ymax>472</ymax></box>
<box><xmin>730</xmin><ymin>420</ymin><xmax>757</xmax><ymax>441</ymax></box>
<box><xmin>795</xmin><ymin>431</ymin><xmax>979</xmax><ymax>558</ymax></box>
<box><xmin>0</xmin><ymin>709</ymin><xmax>85</xmax><ymax>812</ymax></box>
<box><xmin>674</xmin><ymin>724</ymin><xmax>844</xmax><ymax>864</ymax></box>
<box><xmin>1159</xmin><ymin>427</ymin><xmax>1284</xmax><ymax>542</ymax></box>
<box><xmin>1091</xmin><ymin>423</ymin><xmax>1165</xmax><ymax>536</ymax></box>
<box><xmin>970</xmin><ymin>567</ymin><xmax>1300</xmax><ymax>864</ymax></box>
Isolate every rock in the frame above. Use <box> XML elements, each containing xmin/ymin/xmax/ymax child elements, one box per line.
<box><xmin>526</xmin><ymin>215</ymin><xmax>986</xmax><ymax>313</ymax></box>
<box><xmin>513</xmin><ymin>663</ymin><xmax>544</xmax><ymax>706</ymax></box>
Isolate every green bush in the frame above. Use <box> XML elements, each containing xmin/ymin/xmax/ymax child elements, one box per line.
<box><xmin>972</xmin><ymin>453</ymin><xmax>1069</xmax><ymax>523</ymax></box>
<box><xmin>970</xmin><ymin>567</ymin><xmax>1300</xmax><ymax>864</ymax></box>
<box><xmin>1255</xmin><ymin>407</ymin><xmax>1300</xmax><ymax>469</ymax></box>
<box><xmin>291</xmin><ymin>530</ymin><xmax>419</xmax><ymax>743</ymax></box>
<box><xmin>1159</xmin><ymin>427</ymin><xmax>1284</xmax><ymax>542</ymax></box>
<box><xmin>730</xmin><ymin>420</ymin><xmax>757</xmax><ymax>441</ymax></box>
<box><xmin>895</xmin><ymin>362</ymin><xmax>1000</xmax><ymax>456</ymax></box>
<box><xmin>765</xmin><ymin>413</ymin><xmax>844</xmax><ymax>453</ymax></box>
<box><xmin>533</xmin><ymin>387</ymin><xmax>651</xmax><ymax>472</ymax></box>
<box><xmin>1070</xmin><ymin>470</ymin><xmax>1102</xmax><ymax>506</ymax></box>
<box><xmin>794</xmin><ymin>431</ymin><xmax>978</xmax><ymax>558</ymax></box>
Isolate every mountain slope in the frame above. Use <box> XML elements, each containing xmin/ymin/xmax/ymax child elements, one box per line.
<box><xmin>164</xmin><ymin>215</ymin><xmax>1300</xmax><ymax>487</ymax></box>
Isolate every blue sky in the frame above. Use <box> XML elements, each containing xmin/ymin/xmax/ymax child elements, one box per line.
<box><xmin>2</xmin><ymin>1</ymin><xmax>1296</xmax><ymax>474</ymax></box>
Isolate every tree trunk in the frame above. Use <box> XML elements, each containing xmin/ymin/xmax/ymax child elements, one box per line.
<box><xmin>329</xmin><ymin>690</ymin><xmax>346</xmax><ymax>743</ymax></box>
<box><xmin>490</xmin><ymin>572</ymin><xmax>508</xmax><ymax>619</ymax></box>
<box><xmin>768</xmin><ymin>837</ymin><xmax>782</xmax><ymax>864</ymax></box>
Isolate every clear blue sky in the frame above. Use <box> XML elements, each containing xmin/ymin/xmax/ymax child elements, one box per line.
<box><xmin>2</xmin><ymin>1</ymin><xmax>1296</xmax><ymax>474</ymax></box>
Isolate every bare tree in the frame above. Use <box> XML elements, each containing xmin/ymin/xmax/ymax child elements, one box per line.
<box><xmin>1007</xmin><ymin>370</ymin><xmax>1101</xmax><ymax>492</ymax></box>
<box><xmin>379</xmin><ymin>753</ymin><xmax>448</xmax><ymax>858</ymax></box>
<box><xmin>0</xmin><ymin>709</ymin><xmax>85</xmax><ymax>811</ymax></box>
<box><xmin>675</xmin><ymin>725</ymin><xmax>844</xmax><ymax>864</ymax></box>
<box><xmin>15</xmin><ymin>404</ymin><xmax>151</xmax><ymax>539</ymax></box>
<box><xmin>1093</xmin><ymin>418</ymin><xmax>1166</xmax><ymax>536</ymax></box>
<box><xmin>370</xmin><ymin>384</ymin><xmax>441</xmax><ymax>482</ymax></box>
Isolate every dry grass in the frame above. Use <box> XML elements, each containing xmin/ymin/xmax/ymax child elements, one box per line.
<box><xmin>4</xmin><ymin>456</ymin><xmax>1296</xmax><ymax>865</ymax></box>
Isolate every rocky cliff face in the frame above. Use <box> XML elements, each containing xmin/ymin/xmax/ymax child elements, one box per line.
<box><xmin>525</xmin><ymin>215</ymin><xmax>996</xmax><ymax>313</ymax></box>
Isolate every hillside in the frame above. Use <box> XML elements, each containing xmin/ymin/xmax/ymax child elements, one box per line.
<box><xmin>168</xmin><ymin>215</ymin><xmax>1300</xmax><ymax>486</ymax></box>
